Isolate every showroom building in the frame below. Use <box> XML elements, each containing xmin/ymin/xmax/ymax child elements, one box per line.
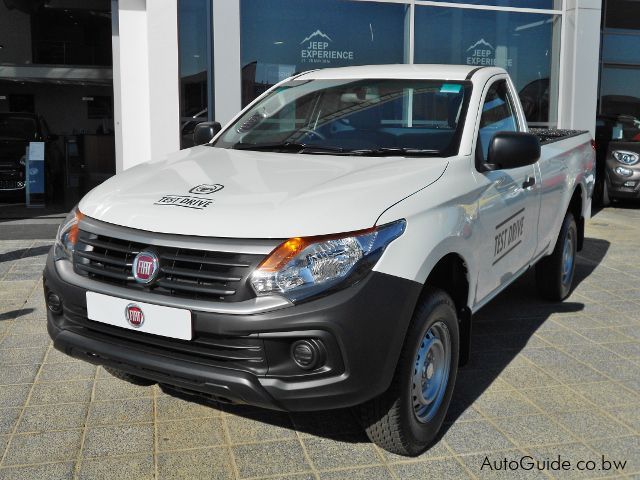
<box><xmin>1</xmin><ymin>0</ymin><xmax>634</xmax><ymax>189</ymax></box>
<box><xmin>113</xmin><ymin>0</ymin><xmax>606</xmax><ymax>172</ymax></box>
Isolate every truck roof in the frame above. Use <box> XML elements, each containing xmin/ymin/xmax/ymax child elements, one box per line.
<box><xmin>297</xmin><ymin>64</ymin><xmax>506</xmax><ymax>81</ymax></box>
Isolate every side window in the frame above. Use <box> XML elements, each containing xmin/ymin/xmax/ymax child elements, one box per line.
<box><xmin>477</xmin><ymin>80</ymin><xmax>519</xmax><ymax>162</ymax></box>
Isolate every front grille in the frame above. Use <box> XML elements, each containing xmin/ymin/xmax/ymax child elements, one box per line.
<box><xmin>73</xmin><ymin>230</ymin><xmax>265</xmax><ymax>302</ymax></box>
<box><xmin>0</xmin><ymin>180</ymin><xmax>23</xmax><ymax>190</ymax></box>
<box><xmin>64</xmin><ymin>307</ymin><xmax>267</xmax><ymax>374</ymax></box>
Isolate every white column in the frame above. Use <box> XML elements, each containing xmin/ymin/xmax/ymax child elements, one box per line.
<box><xmin>212</xmin><ymin>0</ymin><xmax>241</xmax><ymax>125</ymax></box>
<box><xmin>558</xmin><ymin>0</ymin><xmax>602</xmax><ymax>137</ymax></box>
<box><xmin>112</xmin><ymin>0</ymin><xmax>180</xmax><ymax>172</ymax></box>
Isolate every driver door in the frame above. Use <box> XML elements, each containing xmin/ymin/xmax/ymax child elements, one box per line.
<box><xmin>474</xmin><ymin>78</ymin><xmax>540</xmax><ymax>302</ymax></box>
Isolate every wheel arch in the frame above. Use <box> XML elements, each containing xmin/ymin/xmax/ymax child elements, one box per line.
<box><xmin>420</xmin><ymin>252</ymin><xmax>472</xmax><ymax>366</ymax></box>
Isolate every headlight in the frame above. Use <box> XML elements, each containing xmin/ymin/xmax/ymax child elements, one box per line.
<box><xmin>53</xmin><ymin>207</ymin><xmax>84</xmax><ymax>261</ymax></box>
<box><xmin>250</xmin><ymin>220</ymin><xmax>406</xmax><ymax>302</ymax></box>
<box><xmin>614</xmin><ymin>166</ymin><xmax>633</xmax><ymax>177</ymax></box>
<box><xmin>613</xmin><ymin>150</ymin><xmax>639</xmax><ymax>165</ymax></box>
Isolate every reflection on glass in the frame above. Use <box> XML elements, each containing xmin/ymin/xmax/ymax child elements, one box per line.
<box><xmin>605</xmin><ymin>0</ymin><xmax>640</xmax><ymax>30</ymax></box>
<box><xmin>414</xmin><ymin>6</ymin><xmax>561</xmax><ymax>126</ymax></box>
<box><xmin>602</xmin><ymin>34</ymin><xmax>640</xmax><ymax>65</ymax></box>
<box><xmin>600</xmin><ymin>67</ymin><xmax>640</xmax><ymax>120</ymax></box>
<box><xmin>178</xmin><ymin>0</ymin><xmax>211</xmax><ymax>149</ymax></box>
<box><xmin>240</xmin><ymin>0</ymin><xmax>409</xmax><ymax>107</ymax></box>
<box><xmin>419</xmin><ymin>0</ymin><xmax>561</xmax><ymax>8</ymax></box>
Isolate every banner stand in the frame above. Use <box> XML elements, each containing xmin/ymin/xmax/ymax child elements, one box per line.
<box><xmin>26</xmin><ymin>142</ymin><xmax>46</xmax><ymax>209</ymax></box>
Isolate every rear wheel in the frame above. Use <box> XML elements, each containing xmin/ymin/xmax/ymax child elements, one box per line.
<box><xmin>535</xmin><ymin>211</ymin><xmax>577</xmax><ymax>301</ymax></box>
<box><xmin>103</xmin><ymin>366</ymin><xmax>155</xmax><ymax>386</ymax></box>
<box><xmin>357</xmin><ymin>289</ymin><xmax>459</xmax><ymax>456</ymax></box>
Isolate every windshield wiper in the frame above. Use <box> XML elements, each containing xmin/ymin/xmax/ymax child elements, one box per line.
<box><xmin>350</xmin><ymin>147</ymin><xmax>441</xmax><ymax>157</ymax></box>
<box><xmin>232</xmin><ymin>141</ymin><xmax>347</xmax><ymax>154</ymax></box>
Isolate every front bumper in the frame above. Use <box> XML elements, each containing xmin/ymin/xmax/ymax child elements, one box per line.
<box><xmin>44</xmin><ymin>250</ymin><xmax>421</xmax><ymax>411</ymax></box>
<box><xmin>605</xmin><ymin>159</ymin><xmax>640</xmax><ymax>199</ymax></box>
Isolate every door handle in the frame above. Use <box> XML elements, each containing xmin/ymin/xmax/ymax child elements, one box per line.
<box><xmin>522</xmin><ymin>176</ymin><xmax>536</xmax><ymax>189</ymax></box>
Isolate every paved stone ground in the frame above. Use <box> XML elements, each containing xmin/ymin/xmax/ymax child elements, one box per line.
<box><xmin>0</xmin><ymin>206</ymin><xmax>638</xmax><ymax>480</ymax></box>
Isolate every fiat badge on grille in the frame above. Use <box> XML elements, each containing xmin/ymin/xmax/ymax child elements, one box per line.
<box><xmin>132</xmin><ymin>251</ymin><xmax>160</xmax><ymax>284</ymax></box>
<box><xmin>125</xmin><ymin>303</ymin><xmax>144</xmax><ymax>328</ymax></box>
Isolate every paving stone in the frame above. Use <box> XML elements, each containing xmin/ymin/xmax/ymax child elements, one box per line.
<box><xmin>157</xmin><ymin>417</ymin><xmax>226</xmax><ymax>452</ymax></box>
<box><xmin>0</xmin><ymin>333</ymin><xmax>51</xmax><ymax>349</ymax></box>
<box><xmin>442</xmin><ymin>420</ymin><xmax>515</xmax><ymax>454</ymax></box>
<box><xmin>87</xmin><ymin>398</ymin><xmax>152</xmax><ymax>426</ymax></box>
<box><xmin>392</xmin><ymin>458</ymin><xmax>473</xmax><ymax>479</ymax></box>
<box><xmin>93</xmin><ymin>378</ymin><xmax>154</xmax><ymax>400</ymax></box>
<box><xmin>572</xmin><ymin>381</ymin><xmax>639</xmax><ymax>408</ymax></box>
<box><xmin>225</xmin><ymin>410</ymin><xmax>297</xmax><ymax>443</ymax></box>
<box><xmin>37</xmin><ymin>361</ymin><xmax>96</xmax><ymax>382</ymax></box>
<box><xmin>498</xmin><ymin>365</ymin><xmax>560</xmax><ymax>389</ymax></box>
<box><xmin>17</xmin><ymin>402</ymin><xmax>88</xmax><ymax>433</ymax></box>
<box><xmin>493</xmin><ymin>415</ymin><xmax>576</xmax><ymax>447</ymax></box>
<box><xmin>3</xmin><ymin>429</ymin><xmax>82</xmax><ymax>465</ymax></box>
<box><xmin>157</xmin><ymin>446</ymin><xmax>235</xmax><ymax>480</ymax></box>
<box><xmin>0</xmin><ymin>383</ymin><xmax>31</xmax><ymax>408</ymax></box>
<box><xmin>155</xmin><ymin>394</ymin><xmax>222</xmax><ymax>421</ymax></box>
<box><xmin>303</xmin><ymin>434</ymin><xmax>380</xmax><ymax>470</ymax></box>
<box><xmin>0</xmin><ymin>363</ymin><xmax>40</xmax><ymax>385</ymax></box>
<box><xmin>291</xmin><ymin>410</ymin><xmax>362</xmax><ymax>438</ymax></box>
<box><xmin>0</xmin><ymin>408</ymin><xmax>21</xmax><ymax>434</ymax></box>
<box><xmin>320</xmin><ymin>465</ymin><xmax>394</xmax><ymax>480</ymax></box>
<box><xmin>78</xmin><ymin>454</ymin><xmax>155</xmax><ymax>480</ymax></box>
<box><xmin>232</xmin><ymin>440</ymin><xmax>310</xmax><ymax>478</ymax></box>
<box><xmin>29</xmin><ymin>380</ymin><xmax>93</xmax><ymax>405</ymax></box>
<box><xmin>0</xmin><ymin>462</ymin><xmax>74</xmax><ymax>480</ymax></box>
<box><xmin>473</xmin><ymin>389</ymin><xmax>541</xmax><ymax>418</ymax></box>
<box><xmin>606</xmin><ymin>405</ymin><xmax>640</xmax><ymax>432</ymax></box>
<box><xmin>522</xmin><ymin>385</ymin><xmax>593</xmax><ymax>413</ymax></box>
<box><xmin>554</xmin><ymin>411</ymin><xmax>633</xmax><ymax>441</ymax></box>
<box><xmin>82</xmin><ymin>423</ymin><xmax>154</xmax><ymax>458</ymax></box>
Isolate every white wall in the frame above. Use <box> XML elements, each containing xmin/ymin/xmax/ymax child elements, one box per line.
<box><xmin>559</xmin><ymin>0</ymin><xmax>602</xmax><ymax>136</ymax></box>
<box><xmin>112</xmin><ymin>0</ymin><xmax>179</xmax><ymax>172</ymax></box>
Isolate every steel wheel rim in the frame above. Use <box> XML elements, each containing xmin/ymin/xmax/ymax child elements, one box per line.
<box><xmin>412</xmin><ymin>321</ymin><xmax>451</xmax><ymax>423</ymax></box>
<box><xmin>562</xmin><ymin>228</ymin><xmax>575</xmax><ymax>286</ymax></box>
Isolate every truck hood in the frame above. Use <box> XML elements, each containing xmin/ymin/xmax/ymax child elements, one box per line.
<box><xmin>79</xmin><ymin>146</ymin><xmax>448</xmax><ymax>239</ymax></box>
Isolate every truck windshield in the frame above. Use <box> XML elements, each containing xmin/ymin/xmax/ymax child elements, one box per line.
<box><xmin>0</xmin><ymin>114</ymin><xmax>37</xmax><ymax>140</ymax></box>
<box><xmin>213</xmin><ymin>79</ymin><xmax>471</xmax><ymax>156</ymax></box>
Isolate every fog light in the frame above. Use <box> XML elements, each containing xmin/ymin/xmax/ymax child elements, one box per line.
<box><xmin>16</xmin><ymin>181</ymin><xmax>24</xmax><ymax>187</ymax></box>
<box><xmin>624</xmin><ymin>181</ymin><xmax>637</xmax><ymax>188</ymax></box>
<box><xmin>614</xmin><ymin>166</ymin><xmax>633</xmax><ymax>177</ymax></box>
<box><xmin>291</xmin><ymin>339</ymin><xmax>326</xmax><ymax>370</ymax></box>
<box><xmin>46</xmin><ymin>292</ymin><xmax>63</xmax><ymax>315</ymax></box>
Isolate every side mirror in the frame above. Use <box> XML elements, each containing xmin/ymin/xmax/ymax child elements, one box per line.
<box><xmin>485</xmin><ymin>132</ymin><xmax>540</xmax><ymax>171</ymax></box>
<box><xmin>193</xmin><ymin>121</ymin><xmax>222</xmax><ymax>146</ymax></box>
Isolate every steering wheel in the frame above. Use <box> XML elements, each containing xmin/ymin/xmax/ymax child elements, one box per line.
<box><xmin>298</xmin><ymin>128</ymin><xmax>326</xmax><ymax>141</ymax></box>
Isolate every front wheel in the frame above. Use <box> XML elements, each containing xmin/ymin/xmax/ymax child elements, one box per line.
<box><xmin>357</xmin><ymin>289</ymin><xmax>459</xmax><ymax>456</ymax></box>
<box><xmin>535</xmin><ymin>211</ymin><xmax>577</xmax><ymax>301</ymax></box>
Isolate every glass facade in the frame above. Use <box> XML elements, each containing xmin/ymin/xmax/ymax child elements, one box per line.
<box><xmin>415</xmin><ymin>6</ymin><xmax>560</xmax><ymax>125</ymax></box>
<box><xmin>233</xmin><ymin>0</ymin><xmax>561</xmax><ymax>126</ymax></box>
<box><xmin>178</xmin><ymin>0</ymin><xmax>213</xmax><ymax>148</ymax></box>
<box><xmin>598</xmin><ymin>0</ymin><xmax>640</xmax><ymax>140</ymax></box>
<box><xmin>240</xmin><ymin>0</ymin><xmax>409</xmax><ymax>107</ymax></box>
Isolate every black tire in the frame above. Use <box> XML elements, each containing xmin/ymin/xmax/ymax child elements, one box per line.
<box><xmin>103</xmin><ymin>366</ymin><xmax>155</xmax><ymax>386</ymax></box>
<box><xmin>357</xmin><ymin>288</ymin><xmax>459</xmax><ymax>456</ymax></box>
<box><xmin>535</xmin><ymin>211</ymin><xmax>577</xmax><ymax>301</ymax></box>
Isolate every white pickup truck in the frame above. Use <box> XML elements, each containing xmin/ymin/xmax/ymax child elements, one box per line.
<box><xmin>44</xmin><ymin>65</ymin><xmax>595</xmax><ymax>456</ymax></box>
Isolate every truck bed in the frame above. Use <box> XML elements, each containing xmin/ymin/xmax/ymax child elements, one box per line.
<box><xmin>530</xmin><ymin>128</ymin><xmax>588</xmax><ymax>145</ymax></box>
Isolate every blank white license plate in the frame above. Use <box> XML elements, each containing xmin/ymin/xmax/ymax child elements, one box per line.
<box><xmin>86</xmin><ymin>292</ymin><xmax>192</xmax><ymax>340</ymax></box>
